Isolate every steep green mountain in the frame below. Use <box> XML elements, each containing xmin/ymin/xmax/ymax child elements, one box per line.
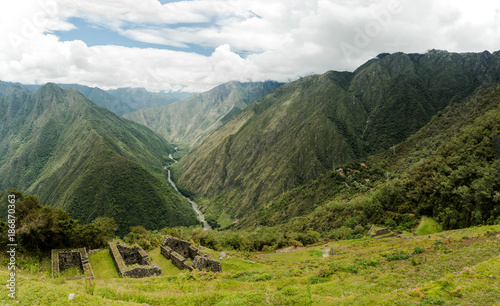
<box><xmin>245</xmin><ymin>83</ymin><xmax>500</xmax><ymax>232</ymax></box>
<box><xmin>124</xmin><ymin>81</ymin><xmax>283</xmax><ymax>148</ymax></box>
<box><xmin>174</xmin><ymin>50</ymin><xmax>500</xmax><ymax>228</ymax></box>
<box><xmin>0</xmin><ymin>81</ymin><xmax>17</xmax><ymax>95</ymax></box>
<box><xmin>107</xmin><ymin>87</ymin><xmax>179</xmax><ymax>113</ymax></box>
<box><xmin>0</xmin><ymin>84</ymin><xmax>198</xmax><ymax>235</ymax></box>
<box><xmin>22</xmin><ymin>84</ymin><xmax>179</xmax><ymax>115</ymax></box>
<box><xmin>23</xmin><ymin>83</ymin><xmax>134</xmax><ymax>115</ymax></box>
<box><xmin>59</xmin><ymin>84</ymin><xmax>134</xmax><ymax>115</ymax></box>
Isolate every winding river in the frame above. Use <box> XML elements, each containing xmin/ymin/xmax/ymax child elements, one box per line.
<box><xmin>166</xmin><ymin>154</ymin><xmax>212</xmax><ymax>231</ymax></box>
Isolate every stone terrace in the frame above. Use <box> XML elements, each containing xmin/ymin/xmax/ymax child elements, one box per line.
<box><xmin>109</xmin><ymin>243</ymin><xmax>162</xmax><ymax>278</ymax></box>
<box><xmin>160</xmin><ymin>235</ymin><xmax>222</xmax><ymax>272</ymax></box>
<box><xmin>51</xmin><ymin>248</ymin><xmax>94</xmax><ymax>280</ymax></box>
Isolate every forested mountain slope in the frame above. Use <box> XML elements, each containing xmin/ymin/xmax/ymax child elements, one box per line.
<box><xmin>175</xmin><ymin>50</ymin><xmax>500</xmax><ymax>228</ymax></box>
<box><xmin>0</xmin><ymin>84</ymin><xmax>198</xmax><ymax>235</ymax></box>
<box><xmin>241</xmin><ymin>84</ymin><xmax>500</xmax><ymax>232</ymax></box>
<box><xmin>125</xmin><ymin>81</ymin><xmax>282</xmax><ymax>148</ymax></box>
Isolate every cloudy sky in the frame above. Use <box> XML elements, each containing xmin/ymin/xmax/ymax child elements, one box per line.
<box><xmin>1</xmin><ymin>0</ymin><xmax>499</xmax><ymax>92</ymax></box>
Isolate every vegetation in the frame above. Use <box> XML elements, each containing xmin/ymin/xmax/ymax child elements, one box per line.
<box><xmin>21</xmin><ymin>84</ymin><xmax>179</xmax><ymax>116</ymax></box>
<box><xmin>0</xmin><ymin>84</ymin><xmax>199</xmax><ymax>235</ymax></box>
<box><xmin>175</xmin><ymin>50</ymin><xmax>500</xmax><ymax>230</ymax></box>
<box><xmin>241</xmin><ymin>84</ymin><xmax>500</xmax><ymax>235</ymax></box>
<box><xmin>0</xmin><ymin>190</ymin><xmax>115</xmax><ymax>255</ymax></box>
<box><xmin>125</xmin><ymin>81</ymin><xmax>282</xmax><ymax>148</ymax></box>
<box><xmin>415</xmin><ymin>217</ymin><xmax>443</xmax><ymax>235</ymax></box>
<box><xmin>1</xmin><ymin>50</ymin><xmax>500</xmax><ymax>304</ymax></box>
<box><xmin>2</xmin><ymin>224</ymin><xmax>499</xmax><ymax>304</ymax></box>
<box><xmin>107</xmin><ymin>87</ymin><xmax>178</xmax><ymax>115</ymax></box>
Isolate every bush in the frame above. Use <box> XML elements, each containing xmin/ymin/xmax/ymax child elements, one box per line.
<box><xmin>329</xmin><ymin>227</ymin><xmax>354</xmax><ymax>240</ymax></box>
<box><xmin>386</xmin><ymin>251</ymin><xmax>410</xmax><ymax>261</ymax></box>
<box><xmin>413</xmin><ymin>246</ymin><xmax>424</xmax><ymax>254</ymax></box>
<box><xmin>296</xmin><ymin>231</ymin><xmax>320</xmax><ymax>246</ymax></box>
<box><xmin>190</xmin><ymin>229</ymin><xmax>219</xmax><ymax>250</ymax></box>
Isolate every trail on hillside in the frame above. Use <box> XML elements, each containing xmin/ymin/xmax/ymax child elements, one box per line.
<box><xmin>166</xmin><ymin>154</ymin><xmax>212</xmax><ymax>230</ymax></box>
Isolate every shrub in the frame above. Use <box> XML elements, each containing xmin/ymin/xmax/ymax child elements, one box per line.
<box><xmin>190</xmin><ymin>229</ymin><xmax>219</xmax><ymax>250</ymax></box>
<box><xmin>386</xmin><ymin>251</ymin><xmax>410</xmax><ymax>261</ymax></box>
<box><xmin>413</xmin><ymin>246</ymin><xmax>424</xmax><ymax>254</ymax></box>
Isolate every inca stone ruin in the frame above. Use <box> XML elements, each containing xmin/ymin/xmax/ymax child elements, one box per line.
<box><xmin>160</xmin><ymin>235</ymin><xmax>222</xmax><ymax>272</ymax></box>
<box><xmin>51</xmin><ymin>237</ymin><xmax>221</xmax><ymax>281</ymax></box>
<box><xmin>109</xmin><ymin>243</ymin><xmax>162</xmax><ymax>278</ymax></box>
<box><xmin>51</xmin><ymin>248</ymin><xmax>94</xmax><ymax>279</ymax></box>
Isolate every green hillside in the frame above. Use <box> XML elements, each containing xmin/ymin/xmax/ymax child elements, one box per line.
<box><xmin>21</xmin><ymin>84</ymin><xmax>180</xmax><ymax>115</ymax></box>
<box><xmin>174</xmin><ymin>50</ymin><xmax>500</xmax><ymax>229</ymax></box>
<box><xmin>2</xmin><ymin>224</ymin><xmax>499</xmax><ymax>305</ymax></box>
<box><xmin>124</xmin><ymin>81</ymin><xmax>282</xmax><ymax>148</ymax></box>
<box><xmin>0</xmin><ymin>84</ymin><xmax>199</xmax><ymax>235</ymax></box>
<box><xmin>0</xmin><ymin>81</ymin><xmax>27</xmax><ymax>95</ymax></box>
<box><xmin>107</xmin><ymin>87</ymin><xmax>178</xmax><ymax>114</ymax></box>
<box><xmin>238</xmin><ymin>83</ymin><xmax>500</xmax><ymax>233</ymax></box>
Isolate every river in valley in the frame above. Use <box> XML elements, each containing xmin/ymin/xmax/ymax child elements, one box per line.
<box><xmin>166</xmin><ymin>155</ymin><xmax>212</xmax><ymax>230</ymax></box>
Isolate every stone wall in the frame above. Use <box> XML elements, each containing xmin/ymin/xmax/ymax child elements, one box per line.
<box><xmin>116</xmin><ymin>244</ymin><xmax>148</xmax><ymax>265</ymax></box>
<box><xmin>193</xmin><ymin>256</ymin><xmax>223</xmax><ymax>272</ymax></box>
<box><xmin>58</xmin><ymin>251</ymin><xmax>83</xmax><ymax>272</ymax></box>
<box><xmin>161</xmin><ymin>236</ymin><xmax>200</xmax><ymax>258</ymax></box>
<box><xmin>160</xmin><ymin>245</ymin><xmax>193</xmax><ymax>271</ymax></box>
<box><xmin>368</xmin><ymin>227</ymin><xmax>391</xmax><ymax>237</ymax></box>
<box><xmin>109</xmin><ymin>243</ymin><xmax>162</xmax><ymax>278</ymax></box>
<box><xmin>160</xmin><ymin>236</ymin><xmax>222</xmax><ymax>272</ymax></box>
<box><xmin>51</xmin><ymin>248</ymin><xmax>94</xmax><ymax>280</ymax></box>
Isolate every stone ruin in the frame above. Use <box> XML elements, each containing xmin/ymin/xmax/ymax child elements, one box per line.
<box><xmin>109</xmin><ymin>243</ymin><xmax>162</xmax><ymax>278</ymax></box>
<box><xmin>160</xmin><ymin>236</ymin><xmax>222</xmax><ymax>272</ymax></box>
<box><xmin>367</xmin><ymin>225</ymin><xmax>398</xmax><ymax>239</ymax></box>
<box><xmin>51</xmin><ymin>248</ymin><xmax>94</xmax><ymax>280</ymax></box>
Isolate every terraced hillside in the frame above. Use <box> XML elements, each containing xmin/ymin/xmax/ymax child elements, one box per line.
<box><xmin>2</xmin><ymin>225</ymin><xmax>499</xmax><ymax>305</ymax></box>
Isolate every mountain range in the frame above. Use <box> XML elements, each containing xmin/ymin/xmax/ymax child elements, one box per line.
<box><xmin>125</xmin><ymin>81</ymin><xmax>283</xmax><ymax>148</ymax></box>
<box><xmin>1</xmin><ymin>49</ymin><xmax>499</xmax><ymax>236</ymax></box>
<box><xmin>0</xmin><ymin>84</ymin><xmax>198</xmax><ymax>235</ymax></box>
<box><xmin>1</xmin><ymin>82</ymin><xmax>183</xmax><ymax>116</ymax></box>
<box><xmin>173</xmin><ymin>50</ymin><xmax>500</xmax><ymax>228</ymax></box>
<box><xmin>242</xmin><ymin>82</ymin><xmax>500</xmax><ymax>231</ymax></box>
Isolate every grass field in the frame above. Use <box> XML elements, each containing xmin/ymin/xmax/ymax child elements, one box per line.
<box><xmin>1</xmin><ymin>225</ymin><xmax>499</xmax><ymax>305</ymax></box>
<box><xmin>415</xmin><ymin>217</ymin><xmax>443</xmax><ymax>235</ymax></box>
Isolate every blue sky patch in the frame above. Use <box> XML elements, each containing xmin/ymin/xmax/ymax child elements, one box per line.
<box><xmin>54</xmin><ymin>17</ymin><xmax>214</xmax><ymax>56</ymax></box>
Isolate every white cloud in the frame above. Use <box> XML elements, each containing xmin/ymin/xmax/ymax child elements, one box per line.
<box><xmin>0</xmin><ymin>0</ymin><xmax>499</xmax><ymax>92</ymax></box>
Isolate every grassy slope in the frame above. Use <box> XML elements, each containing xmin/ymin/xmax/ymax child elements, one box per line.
<box><xmin>124</xmin><ymin>81</ymin><xmax>282</xmax><ymax>148</ymax></box>
<box><xmin>176</xmin><ymin>50</ymin><xmax>500</xmax><ymax>229</ymax></box>
<box><xmin>2</xmin><ymin>225</ymin><xmax>499</xmax><ymax>305</ymax></box>
<box><xmin>0</xmin><ymin>84</ymin><xmax>199</xmax><ymax>235</ymax></box>
<box><xmin>415</xmin><ymin>217</ymin><xmax>443</xmax><ymax>235</ymax></box>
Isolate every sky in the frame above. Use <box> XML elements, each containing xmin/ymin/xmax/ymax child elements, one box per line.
<box><xmin>0</xmin><ymin>0</ymin><xmax>499</xmax><ymax>93</ymax></box>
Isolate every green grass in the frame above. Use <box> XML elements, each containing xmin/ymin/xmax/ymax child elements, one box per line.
<box><xmin>59</xmin><ymin>266</ymin><xmax>84</xmax><ymax>279</ymax></box>
<box><xmin>1</xmin><ymin>225</ymin><xmax>499</xmax><ymax>305</ymax></box>
<box><xmin>416</xmin><ymin>217</ymin><xmax>443</xmax><ymax>235</ymax></box>
<box><xmin>88</xmin><ymin>249</ymin><xmax>120</xmax><ymax>279</ymax></box>
<box><xmin>148</xmin><ymin>247</ymin><xmax>183</xmax><ymax>276</ymax></box>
